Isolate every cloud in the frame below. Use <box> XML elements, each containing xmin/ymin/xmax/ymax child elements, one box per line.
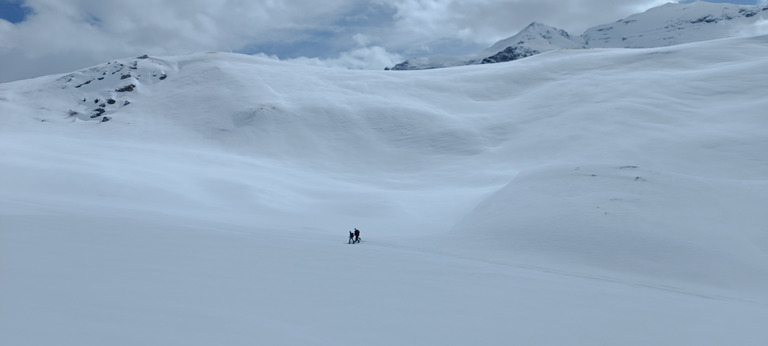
<box><xmin>0</xmin><ymin>0</ymin><xmax>727</xmax><ymax>82</ymax></box>
<box><xmin>9</xmin><ymin>0</ymin><xmax>362</xmax><ymax>54</ymax></box>
<box><xmin>735</xmin><ymin>17</ymin><xmax>768</xmax><ymax>37</ymax></box>
<box><xmin>280</xmin><ymin>45</ymin><xmax>403</xmax><ymax>70</ymax></box>
<box><xmin>1</xmin><ymin>0</ymin><xmax>365</xmax><ymax>81</ymax></box>
<box><xmin>265</xmin><ymin>33</ymin><xmax>402</xmax><ymax>70</ymax></box>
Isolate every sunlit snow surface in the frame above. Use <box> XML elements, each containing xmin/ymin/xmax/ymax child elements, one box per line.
<box><xmin>2</xmin><ymin>35</ymin><xmax>768</xmax><ymax>345</ymax></box>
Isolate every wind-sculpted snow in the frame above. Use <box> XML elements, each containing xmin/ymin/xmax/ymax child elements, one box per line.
<box><xmin>2</xmin><ymin>35</ymin><xmax>768</xmax><ymax>345</ymax></box>
<box><xmin>451</xmin><ymin>164</ymin><xmax>768</xmax><ymax>296</ymax></box>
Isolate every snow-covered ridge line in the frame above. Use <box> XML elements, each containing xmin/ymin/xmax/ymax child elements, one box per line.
<box><xmin>390</xmin><ymin>1</ymin><xmax>768</xmax><ymax>70</ymax></box>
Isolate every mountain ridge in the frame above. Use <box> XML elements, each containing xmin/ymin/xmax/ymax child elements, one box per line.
<box><xmin>390</xmin><ymin>1</ymin><xmax>768</xmax><ymax>70</ymax></box>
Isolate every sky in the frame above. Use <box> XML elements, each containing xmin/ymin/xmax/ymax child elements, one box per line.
<box><xmin>0</xmin><ymin>0</ymin><xmax>766</xmax><ymax>82</ymax></box>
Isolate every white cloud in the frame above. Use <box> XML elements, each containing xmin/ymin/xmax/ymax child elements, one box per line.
<box><xmin>283</xmin><ymin>44</ymin><xmax>403</xmax><ymax>70</ymax></box>
<box><xmin>736</xmin><ymin>17</ymin><xmax>768</xmax><ymax>36</ymax></box>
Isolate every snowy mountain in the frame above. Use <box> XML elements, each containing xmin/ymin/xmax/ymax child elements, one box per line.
<box><xmin>474</xmin><ymin>22</ymin><xmax>584</xmax><ymax>64</ymax></box>
<box><xmin>583</xmin><ymin>1</ymin><xmax>768</xmax><ymax>47</ymax></box>
<box><xmin>390</xmin><ymin>22</ymin><xmax>583</xmax><ymax>70</ymax></box>
<box><xmin>391</xmin><ymin>1</ymin><xmax>768</xmax><ymax>70</ymax></box>
<box><xmin>2</xmin><ymin>26</ymin><xmax>768</xmax><ymax>346</ymax></box>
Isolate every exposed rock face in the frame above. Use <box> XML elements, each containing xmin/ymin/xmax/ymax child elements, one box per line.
<box><xmin>480</xmin><ymin>46</ymin><xmax>540</xmax><ymax>64</ymax></box>
<box><xmin>55</xmin><ymin>55</ymin><xmax>173</xmax><ymax>122</ymax></box>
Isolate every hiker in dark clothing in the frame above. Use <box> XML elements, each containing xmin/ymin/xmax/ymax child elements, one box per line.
<box><xmin>349</xmin><ymin>231</ymin><xmax>354</xmax><ymax>244</ymax></box>
<box><xmin>354</xmin><ymin>228</ymin><xmax>360</xmax><ymax>243</ymax></box>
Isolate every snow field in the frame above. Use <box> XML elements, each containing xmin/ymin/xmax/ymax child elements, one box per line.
<box><xmin>2</xmin><ymin>34</ymin><xmax>768</xmax><ymax>345</ymax></box>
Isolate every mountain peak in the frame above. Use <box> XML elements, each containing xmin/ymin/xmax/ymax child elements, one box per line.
<box><xmin>523</xmin><ymin>21</ymin><xmax>554</xmax><ymax>30</ymax></box>
<box><xmin>481</xmin><ymin>21</ymin><xmax>583</xmax><ymax>56</ymax></box>
<box><xmin>389</xmin><ymin>1</ymin><xmax>768</xmax><ymax>70</ymax></box>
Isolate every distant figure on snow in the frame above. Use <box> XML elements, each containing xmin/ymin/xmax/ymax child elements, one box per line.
<box><xmin>354</xmin><ymin>228</ymin><xmax>361</xmax><ymax>244</ymax></box>
<box><xmin>348</xmin><ymin>231</ymin><xmax>354</xmax><ymax>244</ymax></box>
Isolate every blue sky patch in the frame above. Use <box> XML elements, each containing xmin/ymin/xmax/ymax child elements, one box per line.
<box><xmin>0</xmin><ymin>0</ymin><xmax>30</xmax><ymax>23</ymax></box>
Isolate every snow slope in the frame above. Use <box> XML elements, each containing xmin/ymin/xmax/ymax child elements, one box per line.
<box><xmin>583</xmin><ymin>1</ymin><xmax>768</xmax><ymax>48</ymax></box>
<box><xmin>2</xmin><ymin>35</ymin><xmax>768</xmax><ymax>345</ymax></box>
<box><xmin>392</xmin><ymin>1</ymin><xmax>768</xmax><ymax>69</ymax></box>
